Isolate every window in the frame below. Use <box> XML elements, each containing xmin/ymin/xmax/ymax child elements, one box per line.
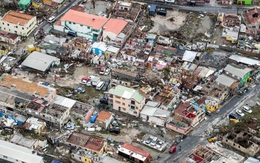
<box><xmin>115</xmin><ymin>95</ymin><xmax>121</xmax><ymax>99</ymax></box>
<box><xmin>73</xmin><ymin>22</ymin><xmax>76</xmax><ymax>25</ymax></box>
<box><xmin>22</xmin><ymin>27</ymin><xmax>24</xmax><ymax>30</ymax></box>
<box><xmin>69</xmin><ymin>21</ymin><xmax>72</xmax><ymax>24</ymax></box>
<box><xmin>123</xmin><ymin>108</ymin><xmax>126</xmax><ymax>111</ymax></box>
<box><xmin>2</xmin><ymin>22</ymin><xmax>4</xmax><ymax>25</ymax></box>
<box><xmin>122</xmin><ymin>102</ymin><xmax>125</xmax><ymax>106</ymax></box>
<box><xmin>87</xmin><ymin>26</ymin><xmax>90</xmax><ymax>29</ymax></box>
<box><xmin>7</xmin><ymin>23</ymin><xmax>9</xmax><ymax>26</ymax></box>
<box><xmin>3</xmin><ymin>155</ymin><xmax>7</xmax><ymax>159</ymax></box>
<box><xmin>115</xmin><ymin>100</ymin><xmax>121</xmax><ymax>104</ymax></box>
<box><xmin>80</xmin><ymin>24</ymin><xmax>83</xmax><ymax>27</ymax></box>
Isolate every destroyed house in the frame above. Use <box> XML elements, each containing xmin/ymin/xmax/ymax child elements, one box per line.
<box><xmin>111</xmin><ymin>69</ymin><xmax>140</xmax><ymax>81</ymax></box>
<box><xmin>242</xmin><ymin>8</ymin><xmax>260</xmax><ymax>30</ymax></box>
<box><xmin>70</xmin><ymin>102</ymin><xmax>92</xmax><ymax>123</ymax></box>
<box><xmin>66</xmin><ymin>132</ymin><xmax>107</xmax><ymax>155</ymax></box>
<box><xmin>220</xmin><ymin>131</ymin><xmax>260</xmax><ymax>156</ymax></box>
<box><xmin>222</xmin><ymin>14</ymin><xmax>241</xmax><ymax>27</ymax></box>
<box><xmin>166</xmin><ymin>99</ymin><xmax>205</xmax><ymax>135</ymax></box>
<box><xmin>185</xmin><ymin>145</ymin><xmax>223</xmax><ymax>163</ymax></box>
<box><xmin>113</xmin><ymin>2</ymin><xmax>143</xmax><ymax>22</ymax></box>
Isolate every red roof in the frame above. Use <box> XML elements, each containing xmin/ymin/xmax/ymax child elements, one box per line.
<box><xmin>96</xmin><ymin>111</ymin><xmax>112</xmax><ymax>122</ymax></box>
<box><xmin>104</xmin><ymin>18</ymin><xmax>128</xmax><ymax>35</ymax></box>
<box><xmin>122</xmin><ymin>143</ymin><xmax>150</xmax><ymax>158</ymax></box>
<box><xmin>61</xmin><ymin>9</ymin><xmax>108</xmax><ymax>29</ymax></box>
<box><xmin>175</xmin><ymin>102</ymin><xmax>191</xmax><ymax>116</ymax></box>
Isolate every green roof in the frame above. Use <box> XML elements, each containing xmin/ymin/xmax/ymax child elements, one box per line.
<box><xmin>108</xmin><ymin>85</ymin><xmax>144</xmax><ymax>103</ymax></box>
<box><xmin>19</xmin><ymin>0</ymin><xmax>31</xmax><ymax>5</ymax></box>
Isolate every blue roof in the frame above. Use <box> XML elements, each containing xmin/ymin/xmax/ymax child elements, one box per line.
<box><xmin>150</xmin><ymin>5</ymin><xmax>156</xmax><ymax>11</ymax></box>
<box><xmin>51</xmin><ymin>160</ymin><xmax>63</xmax><ymax>163</ymax></box>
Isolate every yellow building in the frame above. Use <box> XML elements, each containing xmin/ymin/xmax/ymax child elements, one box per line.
<box><xmin>0</xmin><ymin>11</ymin><xmax>37</xmax><ymax>37</ymax></box>
<box><xmin>32</xmin><ymin>0</ymin><xmax>42</xmax><ymax>8</ymax></box>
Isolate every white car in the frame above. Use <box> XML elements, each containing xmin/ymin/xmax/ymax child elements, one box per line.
<box><xmin>236</xmin><ymin>109</ymin><xmax>245</xmax><ymax>117</ymax></box>
<box><xmin>104</xmin><ymin>69</ymin><xmax>110</xmax><ymax>75</ymax></box>
<box><xmin>256</xmin><ymin>101</ymin><xmax>260</xmax><ymax>106</ymax></box>
<box><xmin>242</xmin><ymin>106</ymin><xmax>252</xmax><ymax>113</ymax></box>
<box><xmin>48</xmin><ymin>16</ymin><xmax>56</xmax><ymax>23</ymax></box>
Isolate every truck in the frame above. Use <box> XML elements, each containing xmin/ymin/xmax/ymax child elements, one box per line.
<box><xmin>149</xmin><ymin>5</ymin><xmax>156</xmax><ymax>16</ymax></box>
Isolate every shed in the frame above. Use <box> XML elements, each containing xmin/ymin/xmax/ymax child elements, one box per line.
<box><xmin>21</xmin><ymin>51</ymin><xmax>60</xmax><ymax>72</ymax></box>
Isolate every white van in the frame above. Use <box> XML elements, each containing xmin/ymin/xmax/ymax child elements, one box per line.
<box><xmin>96</xmin><ymin>81</ymin><xmax>104</xmax><ymax>90</ymax></box>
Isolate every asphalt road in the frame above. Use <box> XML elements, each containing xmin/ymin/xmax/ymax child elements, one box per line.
<box><xmin>37</xmin><ymin>0</ymin><xmax>80</xmax><ymax>33</ymax></box>
<box><xmin>162</xmin><ymin>84</ymin><xmax>260</xmax><ymax>163</ymax></box>
<box><xmin>136</xmin><ymin>0</ymin><xmax>238</xmax><ymax>13</ymax></box>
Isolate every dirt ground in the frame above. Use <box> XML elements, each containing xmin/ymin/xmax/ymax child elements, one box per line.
<box><xmin>80</xmin><ymin>0</ymin><xmax>112</xmax><ymax>15</ymax></box>
<box><xmin>149</xmin><ymin>10</ymin><xmax>187</xmax><ymax>35</ymax></box>
<box><xmin>93</xmin><ymin>128</ymin><xmax>140</xmax><ymax>143</ymax></box>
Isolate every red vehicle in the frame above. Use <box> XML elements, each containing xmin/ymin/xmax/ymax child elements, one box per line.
<box><xmin>169</xmin><ymin>145</ymin><xmax>176</xmax><ymax>154</ymax></box>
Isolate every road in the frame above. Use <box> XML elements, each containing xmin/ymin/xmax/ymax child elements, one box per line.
<box><xmin>37</xmin><ymin>0</ymin><xmax>81</xmax><ymax>33</ymax></box>
<box><xmin>162</xmin><ymin>84</ymin><xmax>260</xmax><ymax>163</ymax></box>
<box><xmin>135</xmin><ymin>0</ymin><xmax>253</xmax><ymax>14</ymax></box>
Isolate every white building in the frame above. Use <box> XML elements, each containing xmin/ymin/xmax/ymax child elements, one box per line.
<box><xmin>0</xmin><ymin>140</ymin><xmax>44</xmax><ymax>163</ymax></box>
<box><xmin>0</xmin><ymin>10</ymin><xmax>37</xmax><ymax>37</ymax></box>
<box><xmin>55</xmin><ymin>9</ymin><xmax>108</xmax><ymax>41</ymax></box>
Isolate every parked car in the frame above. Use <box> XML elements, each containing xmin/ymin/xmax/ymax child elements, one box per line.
<box><xmin>75</xmin><ymin>87</ymin><xmax>85</xmax><ymax>94</ymax></box>
<box><xmin>100</xmin><ymin>97</ymin><xmax>108</xmax><ymax>105</ymax></box>
<box><xmin>169</xmin><ymin>145</ymin><xmax>176</xmax><ymax>154</ymax></box>
<box><xmin>104</xmin><ymin>69</ymin><xmax>111</xmax><ymax>75</ymax></box>
<box><xmin>48</xmin><ymin>16</ymin><xmax>56</xmax><ymax>23</ymax></box>
<box><xmin>145</xmin><ymin>137</ymin><xmax>152</xmax><ymax>144</ymax></box>
<box><xmin>157</xmin><ymin>8</ymin><xmax>167</xmax><ymax>16</ymax></box>
<box><xmin>256</xmin><ymin>101</ymin><xmax>260</xmax><ymax>106</ymax></box>
<box><xmin>41</xmin><ymin>82</ymin><xmax>50</xmax><ymax>86</ymax></box>
<box><xmin>228</xmin><ymin>114</ymin><xmax>239</xmax><ymax>120</ymax></box>
<box><xmin>80</xmin><ymin>77</ymin><xmax>90</xmax><ymax>85</ymax></box>
<box><xmin>236</xmin><ymin>109</ymin><xmax>245</xmax><ymax>117</ymax></box>
<box><xmin>150</xmin><ymin>137</ymin><xmax>158</xmax><ymax>146</ymax></box>
<box><xmin>242</xmin><ymin>106</ymin><xmax>252</xmax><ymax>113</ymax></box>
<box><xmin>102</xmin><ymin>79</ymin><xmax>110</xmax><ymax>91</ymax></box>
<box><xmin>109</xmin><ymin>128</ymin><xmax>120</xmax><ymax>134</ymax></box>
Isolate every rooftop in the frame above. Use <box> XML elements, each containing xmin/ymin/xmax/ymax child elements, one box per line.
<box><xmin>224</xmin><ymin>64</ymin><xmax>252</xmax><ymax>78</ymax></box>
<box><xmin>0</xmin><ymin>140</ymin><xmax>43</xmax><ymax>163</ymax></box>
<box><xmin>229</xmin><ymin>54</ymin><xmax>260</xmax><ymax>66</ymax></box>
<box><xmin>182</xmin><ymin>50</ymin><xmax>197</xmax><ymax>62</ymax></box>
<box><xmin>10</xmin><ymin>134</ymin><xmax>37</xmax><ymax>149</ymax></box>
<box><xmin>66</xmin><ymin>132</ymin><xmax>105</xmax><ymax>152</ymax></box>
<box><xmin>21</xmin><ymin>51</ymin><xmax>59</xmax><ymax>72</ymax></box>
<box><xmin>119</xmin><ymin>143</ymin><xmax>150</xmax><ymax>161</ymax></box>
<box><xmin>1</xmin><ymin>10</ymin><xmax>34</xmax><ymax>26</ymax></box>
<box><xmin>0</xmin><ymin>74</ymin><xmax>51</xmax><ymax>97</ymax></box>
<box><xmin>108</xmin><ymin>85</ymin><xmax>145</xmax><ymax>103</ymax></box>
<box><xmin>216</xmin><ymin>74</ymin><xmax>237</xmax><ymax>87</ymax></box>
<box><xmin>61</xmin><ymin>9</ymin><xmax>108</xmax><ymax>29</ymax></box>
<box><xmin>104</xmin><ymin>18</ymin><xmax>128</xmax><ymax>35</ymax></box>
<box><xmin>96</xmin><ymin>111</ymin><xmax>112</xmax><ymax>122</ymax></box>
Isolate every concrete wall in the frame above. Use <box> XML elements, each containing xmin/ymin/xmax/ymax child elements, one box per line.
<box><xmin>221</xmin><ymin>136</ymin><xmax>260</xmax><ymax>156</ymax></box>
